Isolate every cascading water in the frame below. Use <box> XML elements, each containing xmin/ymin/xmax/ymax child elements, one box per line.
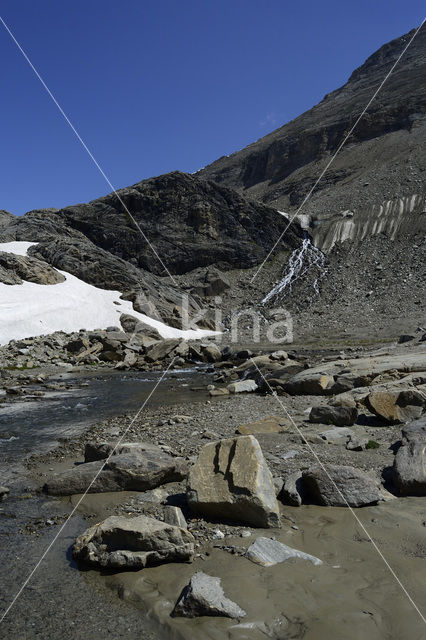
<box><xmin>262</xmin><ymin>233</ymin><xmax>327</xmax><ymax>304</ymax></box>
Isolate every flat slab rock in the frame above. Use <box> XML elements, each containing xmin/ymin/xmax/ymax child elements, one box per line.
<box><xmin>393</xmin><ymin>441</ymin><xmax>426</xmax><ymax>496</ymax></box>
<box><xmin>187</xmin><ymin>435</ymin><xmax>280</xmax><ymax>528</ymax></box>
<box><xmin>44</xmin><ymin>449</ymin><xmax>187</xmax><ymax>495</ymax></box>
<box><xmin>303</xmin><ymin>464</ymin><xmax>382</xmax><ymax>507</ymax></box>
<box><xmin>73</xmin><ymin>514</ymin><xmax>194</xmax><ymax>569</ymax></box>
<box><xmin>84</xmin><ymin>440</ymin><xmax>164</xmax><ymax>462</ymax></box>
<box><xmin>309</xmin><ymin>405</ymin><xmax>358</xmax><ymax>427</ymax></box>
<box><xmin>173</xmin><ymin>572</ymin><xmax>246</xmax><ymax>619</ymax></box>
<box><xmin>236</xmin><ymin>415</ymin><xmax>290</xmax><ymax>435</ymax></box>
<box><xmin>246</xmin><ymin>537</ymin><xmax>322</xmax><ymax>567</ymax></box>
<box><xmin>366</xmin><ymin>389</ymin><xmax>426</xmax><ymax>424</ymax></box>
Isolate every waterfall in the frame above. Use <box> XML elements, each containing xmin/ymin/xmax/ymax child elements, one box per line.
<box><xmin>262</xmin><ymin>234</ymin><xmax>327</xmax><ymax>304</ymax></box>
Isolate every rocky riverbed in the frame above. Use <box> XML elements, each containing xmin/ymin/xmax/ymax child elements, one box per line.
<box><xmin>1</xmin><ymin>333</ymin><xmax>426</xmax><ymax>639</ymax></box>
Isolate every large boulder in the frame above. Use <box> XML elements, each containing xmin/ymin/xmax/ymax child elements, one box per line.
<box><xmin>309</xmin><ymin>405</ymin><xmax>358</xmax><ymax>427</ymax></box>
<box><xmin>366</xmin><ymin>389</ymin><xmax>426</xmax><ymax>424</ymax></box>
<box><xmin>303</xmin><ymin>465</ymin><xmax>382</xmax><ymax>507</ymax></box>
<box><xmin>393</xmin><ymin>441</ymin><xmax>426</xmax><ymax>495</ymax></box>
<box><xmin>187</xmin><ymin>436</ymin><xmax>281</xmax><ymax>528</ymax></box>
<box><xmin>44</xmin><ymin>450</ymin><xmax>187</xmax><ymax>495</ymax></box>
<box><xmin>284</xmin><ymin>373</ymin><xmax>334</xmax><ymax>396</ymax></box>
<box><xmin>227</xmin><ymin>379</ymin><xmax>258</xmax><ymax>394</ymax></box>
<box><xmin>73</xmin><ymin>515</ymin><xmax>194</xmax><ymax>569</ymax></box>
<box><xmin>278</xmin><ymin>471</ymin><xmax>306</xmax><ymax>506</ymax></box>
<box><xmin>401</xmin><ymin>417</ymin><xmax>426</xmax><ymax>444</ymax></box>
<box><xmin>172</xmin><ymin>572</ymin><xmax>246</xmax><ymax>619</ymax></box>
<box><xmin>84</xmin><ymin>441</ymin><xmax>164</xmax><ymax>463</ymax></box>
<box><xmin>191</xmin><ymin>268</ymin><xmax>231</xmax><ymax>298</ymax></box>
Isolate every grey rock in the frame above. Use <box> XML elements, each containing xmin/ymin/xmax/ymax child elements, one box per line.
<box><xmin>346</xmin><ymin>434</ymin><xmax>369</xmax><ymax>451</ymax></box>
<box><xmin>393</xmin><ymin>441</ymin><xmax>426</xmax><ymax>495</ymax></box>
<box><xmin>145</xmin><ymin>338</ymin><xmax>181</xmax><ymax>362</ymax></box>
<box><xmin>187</xmin><ymin>435</ymin><xmax>280</xmax><ymax>528</ymax></box>
<box><xmin>245</xmin><ymin>537</ymin><xmax>322</xmax><ymax>567</ymax></box>
<box><xmin>319</xmin><ymin>427</ymin><xmax>354</xmax><ymax>444</ymax></box>
<box><xmin>0</xmin><ymin>486</ymin><xmax>9</xmax><ymax>501</ymax></box>
<box><xmin>73</xmin><ymin>515</ymin><xmax>194</xmax><ymax>569</ymax></box>
<box><xmin>163</xmin><ymin>506</ymin><xmax>187</xmax><ymax>529</ymax></box>
<box><xmin>227</xmin><ymin>379</ymin><xmax>258</xmax><ymax>394</ymax></box>
<box><xmin>284</xmin><ymin>372</ymin><xmax>334</xmax><ymax>395</ymax></box>
<box><xmin>84</xmin><ymin>440</ymin><xmax>164</xmax><ymax>463</ymax></box>
<box><xmin>172</xmin><ymin>572</ymin><xmax>246</xmax><ymax>619</ymax></box>
<box><xmin>119</xmin><ymin>314</ymin><xmax>162</xmax><ymax>340</ymax></box>
<box><xmin>278</xmin><ymin>471</ymin><xmax>306</xmax><ymax>506</ymax></box>
<box><xmin>0</xmin><ymin>251</ymin><xmax>65</xmax><ymax>286</ymax></box>
<box><xmin>44</xmin><ymin>450</ymin><xmax>187</xmax><ymax>495</ymax></box>
<box><xmin>303</xmin><ymin>464</ymin><xmax>382</xmax><ymax>507</ymax></box>
<box><xmin>309</xmin><ymin>405</ymin><xmax>358</xmax><ymax>426</ymax></box>
<box><xmin>401</xmin><ymin>417</ymin><xmax>426</xmax><ymax>443</ymax></box>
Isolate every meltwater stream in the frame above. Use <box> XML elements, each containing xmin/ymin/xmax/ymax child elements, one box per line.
<box><xmin>0</xmin><ymin>367</ymin><xmax>212</xmax><ymax>474</ymax></box>
<box><xmin>262</xmin><ymin>235</ymin><xmax>327</xmax><ymax>304</ymax></box>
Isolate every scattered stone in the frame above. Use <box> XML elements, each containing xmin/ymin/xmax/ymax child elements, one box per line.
<box><xmin>303</xmin><ymin>465</ymin><xmax>382</xmax><ymax>507</ymax></box>
<box><xmin>227</xmin><ymin>379</ymin><xmax>258</xmax><ymax>394</ymax></box>
<box><xmin>0</xmin><ymin>486</ymin><xmax>9</xmax><ymax>501</ymax></box>
<box><xmin>319</xmin><ymin>427</ymin><xmax>354</xmax><ymax>444</ymax></box>
<box><xmin>201</xmin><ymin>344</ymin><xmax>222</xmax><ymax>363</ymax></box>
<box><xmin>172</xmin><ymin>572</ymin><xmax>246</xmax><ymax>619</ymax></box>
<box><xmin>245</xmin><ymin>537</ymin><xmax>322</xmax><ymax>567</ymax></box>
<box><xmin>236</xmin><ymin>415</ymin><xmax>289</xmax><ymax>435</ymax></box>
<box><xmin>309</xmin><ymin>405</ymin><xmax>358</xmax><ymax>426</ymax></box>
<box><xmin>187</xmin><ymin>435</ymin><xmax>281</xmax><ymax>528</ymax></box>
<box><xmin>209</xmin><ymin>388</ymin><xmax>230</xmax><ymax>397</ymax></box>
<box><xmin>73</xmin><ymin>515</ymin><xmax>194</xmax><ymax>569</ymax></box>
<box><xmin>346</xmin><ymin>434</ymin><xmax>369</xmax><ymax>451</ymax></box>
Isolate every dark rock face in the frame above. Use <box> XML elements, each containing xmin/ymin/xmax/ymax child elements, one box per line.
<box><xmin>198</xmin><ymin>28</ymin><xmax>426</xmax><ymax>216</ymax></box>
<box><xmin>309</xmin><ymin>405</ymin><xmax>358</xmax><ymax>427</ymax></box>
<box><xmin>0</xmin><ymin>251</ymin><xmax>65</xmax><ymax>286</ymax></box>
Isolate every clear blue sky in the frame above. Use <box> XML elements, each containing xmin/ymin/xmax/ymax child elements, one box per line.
<box><xmin>1</xmin><ymin>1</ymin><xmax>424</xmax><ymax>215</ymax></box>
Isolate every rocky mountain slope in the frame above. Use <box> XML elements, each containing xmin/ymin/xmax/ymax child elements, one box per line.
<box><xmin>198</xmin><ymin>27</ymin><xmax>426</xmax><ymax>217</ymax></box>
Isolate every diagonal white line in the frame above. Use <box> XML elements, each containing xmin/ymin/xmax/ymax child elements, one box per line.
<box><xmin>0</xmin><ymin>15</ymin><xmax>178</xmax><ymax>285</ymax></box>
<box><xmin>0</xmin><ymin>357</ymin><xmax>177</xmax><ymax>624</ymax></box>
<box><xmin>251</xmin><ymin>19</ymin><xmax>425</xmax><ymax>283</ymax></box>
<box><xmin>250</xmin><ymin>359</ymin><xmax>426</xmax><ymax>625</ymax></box>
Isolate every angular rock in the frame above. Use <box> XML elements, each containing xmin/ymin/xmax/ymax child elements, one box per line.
<box><xmin>393</xmin><ymin>441</ymin><xmax>426</xmax><ymax>495</ymax></box>
<box><xmin>366</xmin><ymin>389</ymin><xmax>426</xmax><ymax>424</ymax></box>
<box><xmin>192</xmin><ymin>268</ymin><xmax>231</xmax><ymax>298</ymax></box>
<box><xmin>163</xmin><ymin>506</ymin><xmax>188</xmax><ymax>529</ymax></box>
<box><xmin>227</xmin><ymin>379</ymin><xmax>258</xmax><ymax>394</ymax></box>
<box><xmin>236</xmin><ymin>415</ymin><xmax>289</xmax><ymax>435</ymax></box>
<box><xmin>187</xmin><ymin>435</ymin><xmax>280</xmax><ymax>528</ymax></box>
<box><xmin>201</xmin><ymin>343</ymin><xmax>222</xmax><ymax>363</ymax></box>
<box><xmin>73</xmin><ymin>515</ymin><xmax>194</xmax><ymax>569</ymax></box>
<box><xmin>44</xmin><ymin>451</ymin><xmax>187</xmax><ymax>495</ymax></box>
<box><xmin>145</xmin><ymin>338</ymin><xmax>181</xmax><ymax>362</ymax></box>
<box><xmin>245</xmin><ymin>537</ymin><xmax>322</xmax><ymax>567</ymax></box>
<box><xmin>209</xmin><ymin>388</ymin><xmax>230</xmax><ymax>397</ymax></box>
<box><xmin>303</xmin><ymin>464</ymin><xmax>382</xmax><ymax>507</ymax></box>
<box><xmin>309</xmin><ymin>405</ymin><xmax>358</xmax><ymax>427</ymax></box>
<box><xmin>84</xmin><ymin>441</ymin><xmax>163</xmax><ymax>463</ymax></box>
<box><xmin>284</xmin><ymin>373</ymin><xmax>334</xmax><ymax>396</ymax></box>
<box><xmin>278</xmin><ymin>471</ymin><xmax>306</xmax><ymax>506</ymax></box>
<box><xmin>0</xmin><ymin>486</ymin><xmax>9</xmax><ymax>501</ymax></box>
<box><xmin>119</xmin><ymin>313</ymin><xmax>162</xmax><ymax>340</ymax></box>
<box><xmin>172</xmin><ymin>572</ymin><xmax>246</xmax><ymax>619</ymax></box>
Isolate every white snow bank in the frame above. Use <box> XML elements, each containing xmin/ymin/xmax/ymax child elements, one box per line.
<box><xmin>0</xmin><ymin>241</ymin><xmax>38</xmax><ymax>256</ymax></box>
<box><xmin>0</xmin><ymin>242</ymin><xmax>220</xmax><ymax>345</ymax></box>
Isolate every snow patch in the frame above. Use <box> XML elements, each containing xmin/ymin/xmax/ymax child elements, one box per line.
<box><xmin>0</xmin><ymin>242</ymin><xmax>219</xmax><ymax>345</ymax></box>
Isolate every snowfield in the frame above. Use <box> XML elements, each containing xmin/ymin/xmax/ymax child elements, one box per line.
<box><xmin>0</xmin><ymin>242</ymin><xmax>219</xmax><ymax>345</ymax></box>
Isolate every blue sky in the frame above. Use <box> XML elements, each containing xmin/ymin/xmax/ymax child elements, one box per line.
<box><xmin>1</xmin><ymin>1</ymin><xmax>424</xmax><ymax>215</ymax></box>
